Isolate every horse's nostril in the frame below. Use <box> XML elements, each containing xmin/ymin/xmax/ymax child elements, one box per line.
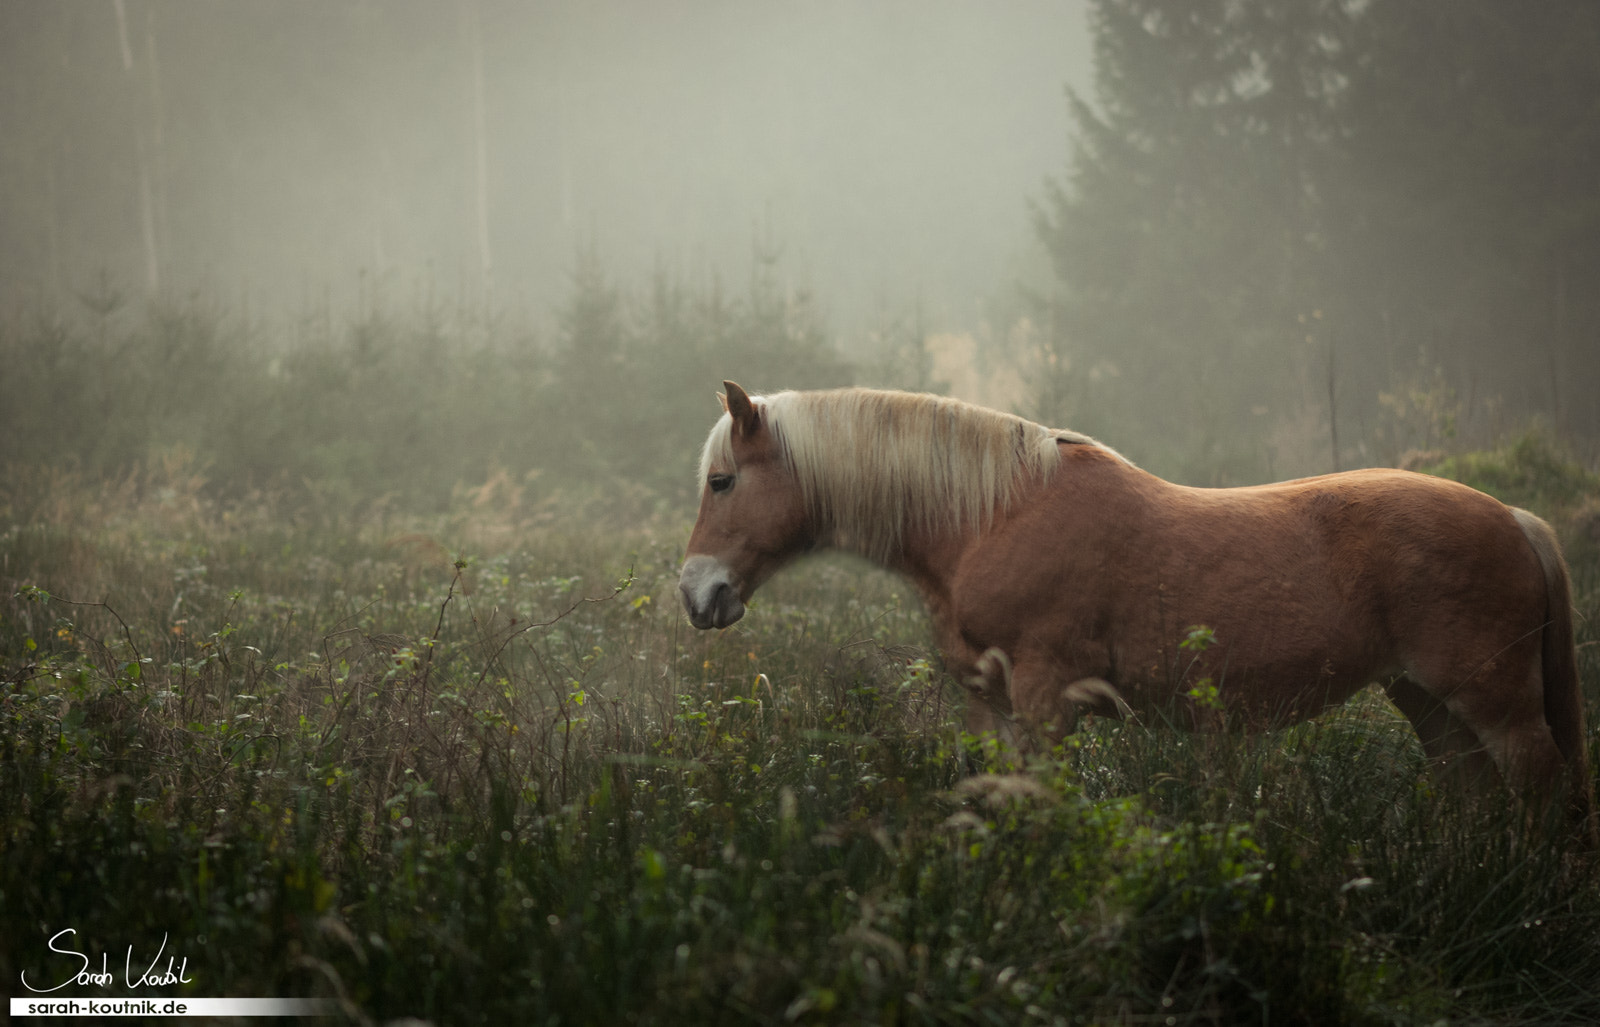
<box><xmin>678</xmin><ymin>554</ymin><xmax>743</xmax><ymax>629</ymax></box>
<box><xmin>710</xmin><ymin>581</ymin><xmax>745</xmax><ymax>627</ymax></box>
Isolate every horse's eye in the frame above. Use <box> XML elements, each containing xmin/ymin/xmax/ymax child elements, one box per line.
<box><xmin>708</xmin><ymin>473</ymin><xmax>735</xmax><ymax>494</ymax></box>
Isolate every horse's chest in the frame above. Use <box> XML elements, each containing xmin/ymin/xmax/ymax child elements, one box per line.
<box><xmin>945</xmin><ymin>582</ymin><xmax>1110</xmax><ymax>674</ymax></box>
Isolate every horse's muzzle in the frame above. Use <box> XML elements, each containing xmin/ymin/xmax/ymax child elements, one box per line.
<box><xmin>679</xmin><ymin>554</ymin><xmax>746</xmax><ymax>629</ymax></box>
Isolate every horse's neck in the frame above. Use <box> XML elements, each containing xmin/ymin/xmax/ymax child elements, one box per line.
<box><xmin>868</xmin><ymin>514</ymin><xmax>984</xmax><ymax>610</ymax></box>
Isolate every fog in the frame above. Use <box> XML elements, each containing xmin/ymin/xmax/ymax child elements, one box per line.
<box><xmin>0</xmin><ymin>1</ymin><xmax>1089</xmax><ymax>333</ymax></box>
<box><xmin>5</xmin><ymin>1</ymin><xmax>1597</xmax><ymax>502</ymax></box>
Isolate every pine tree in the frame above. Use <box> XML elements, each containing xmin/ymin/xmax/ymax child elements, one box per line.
<box><xmin>1035</xmin><ymin>0</ymin><xmax>1353</xmax><ymax>479</ymax></box>
<box><xmin>1332</xmin><ymin>0</ymin><xmax>1600</xmax><ymax>440</ymax></box>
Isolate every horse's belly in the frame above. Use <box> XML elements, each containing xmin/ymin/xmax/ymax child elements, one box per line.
<box><xmin>1108</xmin><ymin>636</ymin><xmax>1395</xmax><ymax>730</ymax></box>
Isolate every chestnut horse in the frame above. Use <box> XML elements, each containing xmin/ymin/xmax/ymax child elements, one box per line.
<box><xmin>679</xmin><ymin>382</ymin><xmax>1596</xmax><ymax>839</ymax></box>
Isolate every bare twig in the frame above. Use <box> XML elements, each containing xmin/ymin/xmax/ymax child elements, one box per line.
<box><xmin>469</xmin><ymin>566</ymin><xmax>634</xmax><ymax>692</ymax></box>
<box><xmin>16</xmin><ymin>586</ymin><xmax>143</xmax><ymax>665</ymax></box>
<box><xmin>419</xmin><ymin>560</ymin><xmax>467</xmax><ymax>692</ymax></box>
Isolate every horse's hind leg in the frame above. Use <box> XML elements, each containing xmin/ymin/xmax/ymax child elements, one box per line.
<box><xmin>1391</xmin><ymin>660</ymin><xmax>1570</xmax><ymax>818</ymax></box>
<box><xmin>1384</xmin><ymin>675</ymin><xmax>1501</xmax><ymax>793</ymax></box>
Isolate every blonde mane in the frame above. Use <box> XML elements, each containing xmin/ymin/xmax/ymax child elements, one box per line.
<box><xmin>697</xmin><ymin>387</ymin><xmax>1125</xmax><ymax>562</ymax></box>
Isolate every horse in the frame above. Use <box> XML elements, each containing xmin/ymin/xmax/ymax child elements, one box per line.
<box><xmin>678</xmin><ymin>381</ymin><xmax>1597</xmax><ymax>842</ymax></box>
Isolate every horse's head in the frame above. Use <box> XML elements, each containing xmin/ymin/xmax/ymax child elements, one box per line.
<box><xmin>679</xmin><ymin>381</ymin><xmax>812</xmax><ymax>630</ymax></box>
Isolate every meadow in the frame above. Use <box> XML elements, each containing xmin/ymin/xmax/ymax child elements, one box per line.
<box><xmin>3</xmin><ymin>304</ymin><xmax>1600</xmax><ymax>1024</ymax></box>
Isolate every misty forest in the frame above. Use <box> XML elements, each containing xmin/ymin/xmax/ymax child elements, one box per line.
<box><xmin>4</xmin><ymin>2</ymin><xmax>1600</xmax><ymax>1024</ymax></box>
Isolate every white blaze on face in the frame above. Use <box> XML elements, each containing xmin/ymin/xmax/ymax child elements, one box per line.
<box><xmin>678</xmin><ymin>553</ymin><xmax>746</xmax><ymax>629</ymax></box>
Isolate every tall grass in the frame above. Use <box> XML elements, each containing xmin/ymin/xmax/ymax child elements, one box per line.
<box><xmin>4</xmin><ymin>460</ymin><xmax>1599</xmax><ymax>1025</ymax></box>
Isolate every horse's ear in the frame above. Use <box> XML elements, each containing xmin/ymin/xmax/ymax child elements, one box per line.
<box><xmin>723</xmin><ymin>381</ymin><xmax>759</xmax><ymax>436</ymax></box>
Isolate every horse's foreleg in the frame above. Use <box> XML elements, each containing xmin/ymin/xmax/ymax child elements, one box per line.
<box><xmin>961</xmin><ymin>648</ymin><xmax>1020</xmax><ymax>753</ymax></box>
<box><xmin>1007</xmin><ymin>655</ymin><xmax>1126</xmax><ymax>746</ymax></box>
<box><xmin>962</xmin><ymin>648</ymin><xmax>1078</xmax><ymax>754</ymax></box>
<box><xmin>963</xmin><ymin>645</ymin><xmax>1122</xmax><ymax>754</ymax></box>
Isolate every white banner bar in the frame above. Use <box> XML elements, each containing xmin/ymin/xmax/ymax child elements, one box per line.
<box><xmin>11</xmin><ymin>997</ymin><xmax>332</xmax><ymax>1017</ymax></box>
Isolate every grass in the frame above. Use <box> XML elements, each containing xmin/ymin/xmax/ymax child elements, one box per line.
<box><xmin>3</xmin><ymin>460</ymin><xmax>1600</xmax><ymax>1025</ymax></box>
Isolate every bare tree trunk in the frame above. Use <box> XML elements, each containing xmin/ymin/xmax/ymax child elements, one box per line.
<box><xmin>462</xmin><ymin>0</ymin><xmax>493</xmax><ymax>315</ymax></box>
<box><xmin>46</xmin><ymin>145</ymin><xmax>64</xmax><ymax>297</ymax></box>
<box><xmin>112</xmin><ymin>0</ymin><xmax>134</xmax><ymax>71</ymax></box>
<box><xmin>144</xmin><ymin>5</ymin><xmax>170</xmax><ymax>272</ymax></box>
<box><xmin>1326</xmin><ymin>325</ymin><xmax>1340</xmax><ymax>472</ymax></box>
<box><xmin>114</xmin><ymin>0</ymin><xmax>161</xmax><ymax>295</ymax></box>
<box><xmin>1550</xmin><ymin>260</ymin><xmax>1566</xmax><ymax>432</ymax></box>
<box><xmin>137</xmin><ymin>135</ymin><xmax>159</xmax><ymax>295</ymax></box>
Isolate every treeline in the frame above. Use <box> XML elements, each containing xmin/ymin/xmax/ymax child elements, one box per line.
<box><xmin>7</xmin><ymin>0</ymin><xmax>1599</xmax><ymax>510</ymax></box>
<box><xmin>1026</xmin><ymin>0</ymin><xmax>1600</xmax><ymax>482</ymax></box>
<box><xmin>1</xmin><ymin>249</ymin><xmax>870</xmax><ymax>519</ymax></box>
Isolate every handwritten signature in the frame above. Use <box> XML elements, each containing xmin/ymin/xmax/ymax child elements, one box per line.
<box><xmin>19</xmin><ymin>928</ymin><xmax>193</xmax><ymax>993</ymax></box>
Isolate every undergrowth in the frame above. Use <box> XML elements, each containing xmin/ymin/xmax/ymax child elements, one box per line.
<box><xmin>3</xmin><ymin>464</ymin><xmax>1599</xmax><ymax>1025</ymax></box>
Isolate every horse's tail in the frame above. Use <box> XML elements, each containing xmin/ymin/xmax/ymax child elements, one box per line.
<box><xmin>1512</xmin><ymin>507</ymin><xmax>1597</xmax><ymax>846</ymax></box>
